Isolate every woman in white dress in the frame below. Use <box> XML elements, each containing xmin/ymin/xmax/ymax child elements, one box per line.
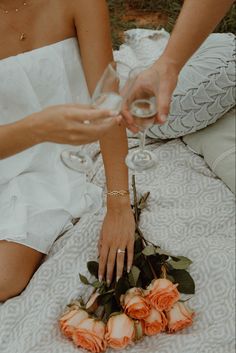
<box><xmin>0</xmin><ymin>0</ymin><xmax>135</xmax><ymax>302</ymax></box>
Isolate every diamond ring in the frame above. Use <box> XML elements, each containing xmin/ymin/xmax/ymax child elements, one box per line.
<box><xmin>83</xmin><ymin>120</ymin><xmax>91</xmax><ymax>125</ymax></box>
<box><xmin>117</xmin><ymin>249</ymin><xmax>126</xmax><ymax>254</ymax></box>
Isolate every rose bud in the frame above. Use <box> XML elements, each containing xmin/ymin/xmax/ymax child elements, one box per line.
<box><xmin>145</xmin><ymin>278</ymin><xmax>180</xmax><ymax>312</ymax></box>
<box><xmin>121</xmin><ymin>288</ymin><xmax>151</xmax><ymax>320</ymax></box>
<box><xmin>59</xmin><ymin>308</ymin><xmax>89</xmax><ymax>339</ymax></box>
<box><xmin>143</xmin><ymin>307</ymin><xmax>167</xmax><ymax>336</ymax></box>
<box><xmin>86</xmin><ymin>292</ymin><xmax>100</xmax><ymax>313</ymax></box>
<box><xmin>134</xmin><ymin>320</ymin><xmax>145</xmax><ymax>341</ymax></box>
<box><xmin>166</xmin><ymin>302</ymin><xmax>195</xmax><ymax>333</ymax></box>
<box><xmin>73</xmin><ymin>318</ymin><xmax>107</xmax><ymax>353</ymax></box>
<box><xmin>105</xmin><ymin>313</ymin><xmax>135</xmax><ymax>350</ymax></box>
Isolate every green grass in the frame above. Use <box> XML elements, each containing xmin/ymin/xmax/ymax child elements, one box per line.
<box><xmin>108</xmin><ymin>0</ymin><xmax>236</xmax><ymax>48</ymax></box>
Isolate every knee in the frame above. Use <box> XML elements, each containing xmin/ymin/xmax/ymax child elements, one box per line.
<box><xmin>0</xmin><ymin>241</ymin><xmax>43</xmax><ymax>302</ymax></box>
<box><xmin>0</xmin><ymin>274</ymin><xmax>29</xmax><ymax>302</ymax></box>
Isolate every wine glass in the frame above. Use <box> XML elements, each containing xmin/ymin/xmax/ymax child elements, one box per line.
<box><xmin>92</xmin><ymin>62</ymin><xmax>123</xmax><ymax>112</ymax></box>
<box><xmin>125</xmin><ymin>66</ymin><xmax>158</xmax><ymax>172</ymax></box>
<box><xmin>60</xmin><ymin>62</ymin><xmax>123</xmax><ymax>173</ymax></box>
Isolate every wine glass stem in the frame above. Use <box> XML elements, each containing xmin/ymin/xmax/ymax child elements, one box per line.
<box><xmin>139</xmin><ymin>130</ymin><xmax>147</xmax><ymax>152</ymax></box>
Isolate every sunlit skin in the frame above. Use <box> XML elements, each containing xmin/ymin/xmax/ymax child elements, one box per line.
<box><xmin>0</xmin><ymin>0</ymin><xmax>135</xmax><ymax>302</ymax></box>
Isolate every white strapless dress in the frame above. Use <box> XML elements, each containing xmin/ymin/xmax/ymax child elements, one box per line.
<box><xmin>0</xmin><ymin>38</ymin><xmax>102</xmax><ymax>254</ymax></box>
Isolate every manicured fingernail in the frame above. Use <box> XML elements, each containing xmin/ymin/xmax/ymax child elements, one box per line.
<box><xmin>116</xmin><ymin>276</ymin><xmax>121</xmax><ymax>283</ymax></box>
<box><xmin>160</xmin><ymin>114</ymin><xmax>167</xmax><ymax>123</ymax></box>
<box><xmin>109</xmin><ymin>110</ymin><xmax>119</xmax><ymax>116</ymax></box>
<box><xmin>106</xmin><ymin>279</ymin><xmax>111</xmax><ymax>287</ymax></box>
<box><xmin>99</xmin><ymin>275</ymin><xmax>103</xmax><ymax>282</ymax></box>
<box><xmin>127</xmin><ymin>267</ymin><xmax>131</xmax><ymax>274</ymax></box>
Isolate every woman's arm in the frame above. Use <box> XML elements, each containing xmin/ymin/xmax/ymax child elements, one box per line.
<box><xmin>0</xmin><ymin>119</ymin><xmax>36</xmax><ymax>159</ymax></box>
<box><xmin>123</xmin><ymin>0</ymin><xmax>234</xmax><ymax>130</ymax></box>
<box><xmin>159</xmin><ymin>0</ymin><xmax>234</xmax><ymax>73</ymax></box>
<box><xmin>0</xmin><ymin>105</ymin><xmax>119</xmax><ymax>159</ymax></box>
<box><xmin>74</xmin><ymin>0</ymin><xmax>135</xmax><ymax>284</ymax></box>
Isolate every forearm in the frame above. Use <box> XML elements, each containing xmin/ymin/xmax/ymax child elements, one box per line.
<box><xmin>0</xmin><ymin>117</ymin><xmax>37</xmax><ymax>159</ymax></box>
<box><xmin>157</xmin><ymin>0</ymin><xmax>234</xmax><ymax>72</ymax></box>
<box><xmin>100</xmin><ymin>123</ymin><xmax>130</xmax><ymax>206</ymax></box>
<box><xmin>75</xmin><ymin>0</ymin><xmax>130</xmax><ymax>205</ymax></box>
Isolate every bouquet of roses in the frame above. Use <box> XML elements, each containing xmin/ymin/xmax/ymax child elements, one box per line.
<box><xmin>59</xmin><ymin>176</ymin><xmax>195</xmax><ymax>352</ymax></box>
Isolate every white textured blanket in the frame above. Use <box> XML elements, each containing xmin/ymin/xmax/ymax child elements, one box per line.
<box><xmin>0</xmin><ymin>138</ymin><xmax>235</xmax><ymax>353</ymax></box>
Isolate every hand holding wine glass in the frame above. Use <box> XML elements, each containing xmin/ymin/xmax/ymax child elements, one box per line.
<box><xmin>124</xmin><ymin>66</ymin><xmax>158</xmax><ymax>172</ymax></box>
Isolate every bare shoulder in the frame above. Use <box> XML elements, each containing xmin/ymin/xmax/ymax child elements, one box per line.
<box><xmin>62</xmin><ymin>0</ymin><xmax>109</xmax><ymax>15</ymax></box>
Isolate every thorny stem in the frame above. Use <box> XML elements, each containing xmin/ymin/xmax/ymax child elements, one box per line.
<box><xmin>132</xmin><ymin>175</ymin><xmax>139</xmax><ymax>224</ymax></box>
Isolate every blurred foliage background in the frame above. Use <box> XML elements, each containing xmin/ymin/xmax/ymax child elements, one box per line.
<box><xmin>108</xmin><ymin>0</ymin><xmax>236</xmax><ymax>48</ymax></box>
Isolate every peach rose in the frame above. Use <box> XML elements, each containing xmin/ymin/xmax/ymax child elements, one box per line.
<box><xmin>166</xmin><ymin>302</ymin><xmax>194</xmax><ymax>333</ymax></box>
<box><xmin>121</xmin><ymin>288</ymin><xmax>151</xmax><ymax>320</ymax></box>
<box><xmin>145</xmin><ymin>278</ymin><xmax>180</xmax><ymax>311</ymax></box>
<box><xmin>73</xmin><ymin>318</ymin><xmax>107</xmax><ymax>353</ymax></box>
<box><xmin>143</xmin><ymin>307</ymin><xmax>167</xmax><ymax>336</ymax></box>
<box><xmin>105</xmin><ymin>313</ymin><xmax>135</xmax><ymax>350</ymax></box>
<box><xmin>59</xmin><ymin>308</ymin><xmax>89</xmax><ymax>339</ymax></box>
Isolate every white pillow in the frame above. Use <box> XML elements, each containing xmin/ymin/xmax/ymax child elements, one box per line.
<box><xmin>183</xmin><ymin>108</ymin><xmax>235</xmax><ymax>194</ymax></box>
<box><xmin>115</xmin><ymin>29</ymin><xmax>235</xmax><ymax>139</ymax></box>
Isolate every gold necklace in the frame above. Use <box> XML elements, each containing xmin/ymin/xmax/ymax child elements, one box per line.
<box><xmin>0</xmin><ymin>1</ymin><xmax>30</xmax><ymax>41</ymax></box>
<box><xmin>0</xmin><ymin>1</ymin><xmax>28</xmax><ymax>14</ymax></box>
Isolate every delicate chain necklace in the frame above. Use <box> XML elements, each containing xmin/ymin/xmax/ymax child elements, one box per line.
<box><xmin>0</xmin><ymin>1</ymin><xmax>30</xmax><ymax>41</ymax></box>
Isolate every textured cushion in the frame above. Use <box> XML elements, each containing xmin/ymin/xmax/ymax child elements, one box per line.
<box><xmin>183</xmin><ymin>108</ymin><xmax>236</xmax><ymax>194</ymax></box>
<box><xmin>115</xmin><ymin>29</ymin><xmax>235</xmax><ymax>139</ymax></box>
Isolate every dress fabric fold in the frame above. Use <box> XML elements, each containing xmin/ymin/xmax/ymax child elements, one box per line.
<box><xmin>0</xmin><ymin>38</ymin><xmax>102</xmax><ymax>254</ymax></box>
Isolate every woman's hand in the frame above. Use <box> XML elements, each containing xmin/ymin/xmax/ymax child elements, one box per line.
<box><xmin>98</xmin><ymin>204</ymin><xmax>135</xmax><ymax>285</ymax></box>
<box><xmin>122</xmin><ymin>57</ymin><xmax>179</xmax><ymax>133</ymax></box>
<box><xmin>27</xmin><ymin>104</ymin><xmax>121</xmax><ymax>146</ymax></box>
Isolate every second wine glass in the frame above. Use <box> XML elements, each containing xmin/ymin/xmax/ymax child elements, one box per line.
<box><xmin>125</xmin><ymin>66</ymin><xmax>158</xmax><ymax>172</ymax></box>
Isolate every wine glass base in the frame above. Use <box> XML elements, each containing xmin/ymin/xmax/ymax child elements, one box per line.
<box><xmin>61</xmin><ymin>150</ymin><xmax>93</xmax><ymax>173</ymax></box>
<box><xmin>125</xmin><ymin>149</ymin><xmax>157</xmax><ymax>172</ymax></box>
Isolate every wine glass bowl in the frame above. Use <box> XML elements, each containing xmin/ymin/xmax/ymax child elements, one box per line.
<box><xmin>92</xmin><ymin>62</ymin><xmax>123</xmax><ymax>112</ymax></box>
<box><xmin>130</xmin><ymin>97</ymin><xmax>157</xmax><ymax>132</ymax></box>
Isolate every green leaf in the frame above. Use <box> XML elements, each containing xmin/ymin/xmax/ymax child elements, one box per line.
<box><xmin>140</xmin><ymin>261</ymin><xmax>155</xmax><ymax>287</ymax></box>
<box><xmin>170</xmin><ymin>269</ymin><xmax>195</xmax><ymax>294</ymax></box>
<box><xmin>87</xmin><ymin>261</ymin><xmax>99</xmax><ymax>278</ymax></box>
<box><xmin>92</xmin><ymin>280</ymin><xmax>103</xmax><ymax>289</ymax></box>
<box><xmin>134</xmin><ymin>236</ymin><xmax>143</xmax><ymax>253</ymax></box>
<box><xmin>97</xmin><ymin>292</ymin><xmax>114</xmax><ymax>306</ymax></box>
<box><xmin>134</xmin><ymin>252</ymin><xmax>143</xmax><ymax>261</ymax></box>
<box><xmin>104</xmin><ymin>301</ymin><xmax>113</xmax><ymax>318</ymax></box>
<box><xmin>169</xmin><ymin>256</ymin><xmax>193</xmax><ymax>270</ymax></box>
<box><xmin>166</xmin><ymin>275</ymin><xmax>175</xmax><ymax>283</ymax></box>
<box><xmin>79</xmin><ymin>274</ymin><xmax>90</xmax><ymax>285</ymax></box>
<box><xmin>115</xmin><ymin>277</ymin><xmax>130</xmax><ymax>302</ymax></box>
<box><xmin>142</xmin><ymin>245</ymin><xmax>156</xmax><ymax>256</ymax></box>
<box><xmin>155</xmin><ymin>248</ymin><xmax>172</xmax><ymax>257</ymax></box>
<box><xmin>128</xmin><ymin>266</ymin><xmax>141</xmax><ymax>287</ymax></box>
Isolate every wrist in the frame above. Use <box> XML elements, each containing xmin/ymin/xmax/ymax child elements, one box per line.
<box><xmin>152</xmin><ymin>54</ymin><xmax>182</xmax><ymax>75</ymax></box>
<box><xmin>106</xmin><ymin>194</ymin><xmax>131</xmax><ymax>211</ymax></box>
<box><xmin>24</xmin><ymin>111</ymin><xmax>46</xmax><ymax>145</ymax></box>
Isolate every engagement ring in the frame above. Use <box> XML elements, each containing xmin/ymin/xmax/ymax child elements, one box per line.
<box><xmin>117</xmin><ymin>249</ymin><xmax>126</xmax><ymax>254</ymax></box>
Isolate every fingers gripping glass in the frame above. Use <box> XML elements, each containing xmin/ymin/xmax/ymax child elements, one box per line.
<box><xmin>125</xmin><ymin>66</ymin><xmax>158</xmax><ymax>172</ymax></box>
<box><xmin>60</xmin><ymin>62</ymin><xmax>123</xmax><ymax>173</ymax></box>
